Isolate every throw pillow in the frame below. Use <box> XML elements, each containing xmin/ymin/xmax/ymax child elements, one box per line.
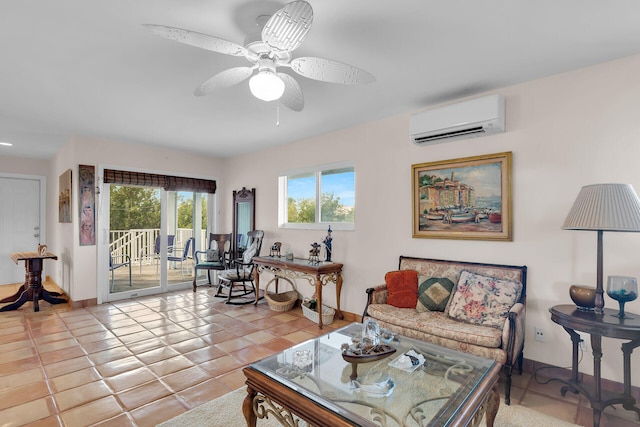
<box><xmin>206</xmin><ymin>249</ymin><xmax>220</xmax><ymax>262</ymax></box>
<box><xmin>416</xmin><ymin>275</ymin><xmax>455</xmax><ymax>312</ymax></box>
<box><xmin>448</xmin><ymin>270</ymin><xmax>523</xmax><ymax>329</ymax></box>
<box><xmin>242</xmin><ymin>242</ymin><xmax>258</xmax><ymax>264</ymax></box>
<box><xmin>385</xmin><ymin>270</ymin><xmax>419</xmax><ymax>308</ymax></box>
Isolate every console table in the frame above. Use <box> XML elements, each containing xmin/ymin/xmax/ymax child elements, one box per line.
<box><xmin>549</xmin><ymin>304</ymin><xmax>640</xmax><ymax>427</ymax></box>
<box><xmin>0</xmin><ymin>252</ymin><xmax>66</xmax><ymax>312</ymax></box>
<box><xmin>253</xmin><ymin>256</ymin><xmax>343</xmax><ymax>328</ymax></box>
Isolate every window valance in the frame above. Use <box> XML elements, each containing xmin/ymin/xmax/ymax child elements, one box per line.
<box><xmin>104</xmin><ymin>169</ymin><xmax>216</xmax><ymax>194</ymax></box>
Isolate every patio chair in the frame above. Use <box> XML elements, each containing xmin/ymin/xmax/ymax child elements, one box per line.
<box><xmin>217</xmin><ymin>230</ymin><xmax>264</xmax><ymax>304</ymax></box>
<box><xmin>140</xmin><ymin>234</ymin><xmax>175</xmax><ymax>275</ymax></box>
<box><xmin>109</xmin><ymin>253</ymin><xmax>131</xmax><ymax>291</ymax></box>
<box><xmin>193</xmin><ymin>233</ymin><xmax>232</xmax><ymax>292</ymax></box>
<box><xmin>168</xmin><ymin>237</ymin><xmax>195</xmax><ymax>278</ymax></box>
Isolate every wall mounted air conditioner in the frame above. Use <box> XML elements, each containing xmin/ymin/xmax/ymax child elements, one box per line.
<box><xmin>410</xmin><ymin>94</ymin><xmax>505</xmax><ymax>145</ymax></box>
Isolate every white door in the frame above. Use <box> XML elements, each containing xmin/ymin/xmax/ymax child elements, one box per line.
<box><xmin>0</xmin><ymin>176</ymin><xmax>41</xmax><ymax>285</ymax></box>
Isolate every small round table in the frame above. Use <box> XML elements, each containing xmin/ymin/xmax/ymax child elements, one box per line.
<box><xmin>549</xmin><ymin>304</ymin><xmax>640</xmax><ymax>427</ymax></box>
<box><xmin>0</xmin><ymin>251</ymin><xmax>67</xmax><ymax>312</ymax></box>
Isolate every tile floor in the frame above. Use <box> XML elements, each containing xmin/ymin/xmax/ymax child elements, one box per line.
<box><xmin>1</xmin><ymin>284</ymin><xmax>639</xmax><ymax>427</ymax></box>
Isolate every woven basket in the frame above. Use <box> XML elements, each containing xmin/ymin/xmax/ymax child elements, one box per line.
<box><xmin>302</xmin><ymin>301</ymin><xmax>335</xmax><ymax>325</ymax></box>
<box><xmin>265</xmin><ymin>277</ymin><xmax>298</xmax><ymax>312</ymax></box>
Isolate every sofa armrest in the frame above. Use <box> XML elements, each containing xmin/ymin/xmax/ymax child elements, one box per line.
<box><xmin>502</xmin><ymin>302</ymin><xmax>525</xmax><ymax>365</ymax></box>
<box><xmin>362</xmin><ymin>284</ymin><xmax>387</xmax><ymax>319</ymax></box>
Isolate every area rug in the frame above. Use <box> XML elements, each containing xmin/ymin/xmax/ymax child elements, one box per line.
<box><xmin>158</xmin><ymin>387</ymin><xmax>581</xmax><ymax>427</ymax></box>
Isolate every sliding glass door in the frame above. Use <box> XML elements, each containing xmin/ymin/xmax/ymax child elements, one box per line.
<box><xmin>105</xmin><ymin>185</ymin><xmax>208</xmax><ymax>300</ymax></box>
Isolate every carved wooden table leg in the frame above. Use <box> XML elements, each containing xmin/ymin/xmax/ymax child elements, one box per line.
<box><xmin>243</xmin><ymin>386</ymin><xmax>257</xmax><ymax>427</ymax></box>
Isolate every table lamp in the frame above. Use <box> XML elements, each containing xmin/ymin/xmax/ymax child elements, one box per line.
<box><xmin>562</xmin><ymin>183</ymin><xmax>640</xmax><ymax>314</ymax></box>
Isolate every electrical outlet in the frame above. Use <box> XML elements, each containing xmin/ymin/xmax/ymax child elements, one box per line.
<box><xmin>579</xmin><ymin>339</ymin><xmax>587</xmax><ymax>352</ymax></box>
<box><xmin>535</xmin><ymin>327</ymin><xmax>545</xmax><ymax>342</ymax></box>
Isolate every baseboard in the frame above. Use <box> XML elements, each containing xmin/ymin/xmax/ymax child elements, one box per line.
<box><xmin>522</xmin><ymin>357</ymin><xmax>640</xmax><ymax>400</ymax></box>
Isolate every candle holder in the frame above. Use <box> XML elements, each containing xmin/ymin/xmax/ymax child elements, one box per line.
<box><xmin>606</xmin><ymin>276</ymin><xmax>638</xmax><ymax>319</ymax></box>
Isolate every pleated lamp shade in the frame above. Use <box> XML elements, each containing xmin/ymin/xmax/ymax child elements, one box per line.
<box><xmin>562</xmin><ymin>184</ymin><xmax>640</xmax><ymax>232</ymax></box>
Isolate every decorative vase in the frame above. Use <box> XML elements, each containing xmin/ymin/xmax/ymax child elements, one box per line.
<box><xmin>606</xmin><ymin>276</ymin><xmax>638</xmax><ymax>319</ymax></box>
<box><xmin>569</xmin><ymin>285</ymin><xmax>596</xmax><ymax>311</ymax></box>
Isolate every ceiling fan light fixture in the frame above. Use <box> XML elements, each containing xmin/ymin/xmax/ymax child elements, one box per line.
<box><xmin>249</xmin><ymin>69</ymin><xmax>285</xmax><ymax>101</ymax></box>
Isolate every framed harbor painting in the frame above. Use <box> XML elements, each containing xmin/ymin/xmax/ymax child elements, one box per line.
<box><xmin>412</xmin><ymin>152</ymin><xmax>512</xmax><ymax>241</ymax></box>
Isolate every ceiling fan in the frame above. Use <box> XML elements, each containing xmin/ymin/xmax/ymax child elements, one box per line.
<box><xmin>144</xmin><ymin>0</ymin><xmax>375</xmax><ymax>112</ymax></box>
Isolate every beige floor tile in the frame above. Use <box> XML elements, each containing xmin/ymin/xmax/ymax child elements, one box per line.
<box><xmin>0</xmin><ymin>346</ymin><xmax>37</xmax><ymax>365</ymax></box>
<box><xmin>95</xmin><ymin>355</ymin><xmax>143</xmax><ymax>377</ymax></box>
<box><xmin>136</xmin><ymin>346</ymin><xmax>180</xmax><ymax>365</ymax></box>
<box><xmin>199</xmin><ymin>355</ymin><xmax>243</xmax><ymax>377</ymax></box>
<box><xmin>0</xmin><ymin>368</ymin><xmax>46</xmax><ymax>392</ymax></box>
<box><xmin>104</xmin><ymin>366</ymin><xmax>156</xmax><ymax>393</ymax></box>
<box><xmin>116</xmin><ymin>379</ymin><xmax>173</xmax><ymax>411</ymax></box>
<box><xmin>54</xmin><ymin>380</ymin><xmax>112</xmax><ymax>411</ymax></box>
<box><xmin>59</xmin><ymin>395</ymin><xmax>123</xmax><ymax>427</ymax></box>
<box><xmin>161</xmin><ymin>366</ymin><xmax>211</xmax><ymax>393</ymax></box>
<box><xmin>214</xmin><ymin>337</ymin><xmax>252</xmax><ymax>353</ymax></box>
<box><xmin>0</xmin><ymin>396</ymin><xmax>55</xmax><ymax>427</ymax></box>
<box><xmin>0</xmin><ymin>380</ymin><xmax>50</xmax><ymax>411</ymax></box>
<box><xmin>50</xmin><ymin>367</ymin><xmax>102</xmax><ymax>393</ymax></box>
<box><xmin>88</xmin><ymin>346</ymin><xmax>134</xmax><ymax>366</ymax></box>
<box><xmin>147</xmin><ymin>354</ymin><xmax>194</xmax><ymax>377</ymax></box>
<box><xmin>243</xmin><ymin>330</ymin><xmax>277</xmax><ymax>344</ymax></box>
<box><xmin>128</xmin><ymin>395</ymin><xmax>188</xmax><ymax>427</ymax></box>
<box><xmin>43</xmin><ymin>356</ymin><xmax>93</xmax><ymax>378</ymax></box>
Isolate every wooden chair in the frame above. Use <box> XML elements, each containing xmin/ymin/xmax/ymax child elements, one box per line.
<box><xmin>192</xmin><ymin>233</ymin><xmax>232</xmax><ymax>292</ymax></box>
<box><xmin>217</xmin><ymin>230</ymin><xmax>264</xmax><ymax>304</ymax></box>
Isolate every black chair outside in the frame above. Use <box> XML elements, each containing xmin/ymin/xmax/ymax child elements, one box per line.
<box><xmin>217</xmin><ymin>230</ymin><xmax>264</xmax><ymax>304</ymax></box>
<box><xmin>168</xmin><ymin>237</ymin><xmax>195</xmax><ymax>278</ymax></box>
<box><xmin>109</xmin><ymin>253</ymin><xmax>131</xmax><ymax>292</ymax></box>
<box><xmin>193</xmin><ymin>233</ymin><xmax>232</xmax><ymax>292</ymax></box>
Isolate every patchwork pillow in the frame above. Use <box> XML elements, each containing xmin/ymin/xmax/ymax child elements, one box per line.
<box><xmin>385</xmin><ymin>270</ymin><xmax>419</xmax><ymax>308</ymax></box>
<box><xmin>416</xmin><ymin>275</ymin><xmax>455</xmax><ymax>312</ymax></box>
<box><xmin>447</xmin><ymin>270</ymin><xmax>523</xmax><ymax>329</ymax></box>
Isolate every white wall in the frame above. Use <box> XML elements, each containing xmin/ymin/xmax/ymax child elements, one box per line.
<box><xmin>47</xmin><ymin>136</ymin><xmax>224</xmax><ymax>302</ymax></box>
<box><xmin>223</xmin><ymin>53</ymin><xmax>640</xmax><ymax>385</ymax></box>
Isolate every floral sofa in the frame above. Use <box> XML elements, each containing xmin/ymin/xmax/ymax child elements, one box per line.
<box><xmin>362</xmin><ymin>256</ymin><xmax>527</xmax><ymax>405</ymax></box>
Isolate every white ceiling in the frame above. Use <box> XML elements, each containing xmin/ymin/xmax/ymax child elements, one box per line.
<box><xmin>2</xmin><ymin>1</ymin><xmax>640</xmax><ymax>159</ymax></box>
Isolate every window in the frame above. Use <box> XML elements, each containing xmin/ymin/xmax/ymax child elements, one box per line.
<box><xmin>279</xmin><ymin>162</ymin><xmax>355</xmax><ymax>230</ymax></box>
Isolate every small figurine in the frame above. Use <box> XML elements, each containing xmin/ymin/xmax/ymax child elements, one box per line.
<box><xmin>309</xmin><ymin>242</ymin><xmax>321</xmax><ymax>264</ymax></box>
<box><xmin>323</xmin><ymin>225</ymin><xmax>333</xmax><ymax>262</ymax></box>
<box><xmin>270</xmin><ymin>242</ymin><xmax>282</xmax><ymax>257</ymax></box>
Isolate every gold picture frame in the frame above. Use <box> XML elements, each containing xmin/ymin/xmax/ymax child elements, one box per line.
<box><xmin>412</xmin><ymin>152</ymin><xmax>512</xmax><ymax>241</ymax></box>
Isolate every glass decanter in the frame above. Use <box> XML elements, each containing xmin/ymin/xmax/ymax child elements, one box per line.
<box><xmin>606</xmin><ymin>276</ymin><xmax>638</xmax><ymax>319</ymax></box>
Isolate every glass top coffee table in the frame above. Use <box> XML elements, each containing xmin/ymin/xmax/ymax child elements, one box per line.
<box><xmin>243</xmin><ymin>323</ymin><xmax>500</xmax><ymax>427</ymax></box>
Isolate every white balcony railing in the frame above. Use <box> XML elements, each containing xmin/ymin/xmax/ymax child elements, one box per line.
<box><xmin>109</xmin><ymin>228</ymin><xmax>207</xmax><ymax>265</ymax></box>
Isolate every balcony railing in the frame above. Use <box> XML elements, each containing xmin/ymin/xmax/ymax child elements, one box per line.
<box><xmin>109</xmin><ymin>228</ymin><xmax>207</xmax><ymax>265</ymax></box>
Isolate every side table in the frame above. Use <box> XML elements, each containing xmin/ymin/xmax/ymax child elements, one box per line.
<box><xmin>0</xmin><ymin>252</ymin><xmax>67</xmax><ymax>312</ymax></box>
<box><xmin>253</xmin><ymin>256</ymin><xmax>343</xmax><ymax>328</ymax></box>
<box><xmin>549</xmin><ymin>304</ymin><xmax>640</xmax><ymax>427</ymax></box>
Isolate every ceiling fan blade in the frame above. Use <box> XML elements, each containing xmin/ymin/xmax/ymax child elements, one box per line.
<box><xmin>194</xmin><ymin>67</ymin><xmax>254</xmax><ymax>96</ymax></box>
<box><xmin>290</xmin><ymin>57</ymin><xmax>376</xmax><ymax>84</ymax></box>
<box><xmin>262</xmin><ymin>1</ymin><xmax>313</xmax><ymax>52</ymax></box>
<box><xmin>278</xmin><ymin>73</ymin><xmax>304</xmax><ymax>112</ymax></box>
<box><xmin>144</xmin><ymin>24</ymin><xmax>247</xmax><ymax>56</ymax></box>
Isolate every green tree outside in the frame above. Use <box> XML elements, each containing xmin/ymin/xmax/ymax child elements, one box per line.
<box><xmin>177</xmin><ymin>195</ymin><xmax>207</xmax><ymax>229</ymax></box>
<box><xmin>287</xmin><ymin>192</ymin><xmax>353</xmax><ymax>223</ymax></box>
<box><xmin>110</xmin><ymin>186</ymin><xmax>160</xmax><ymax>232</ymax></box>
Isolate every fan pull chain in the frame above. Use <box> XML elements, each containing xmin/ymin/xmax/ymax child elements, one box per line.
<box><xmin>276</xmin><ymin>102</ymin><xmax>280</xmax><ymax>126</ymax></box>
